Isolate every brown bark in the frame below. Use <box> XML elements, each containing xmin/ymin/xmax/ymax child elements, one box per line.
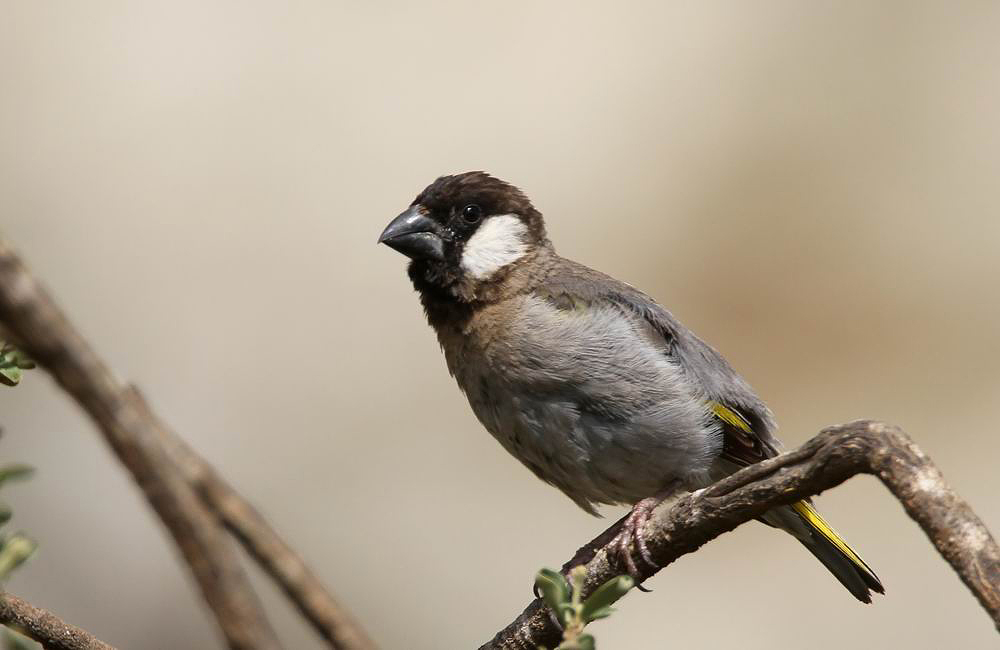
<box><xmin>0</xmin><ymin>238</ymin><xmax>376</xmax><ymax>650</ymax></box>
<box><xmin>0</xmin><ymin>239</ymin><xmax>281</xmax><ymax>650</ymax></box>
<box><xmin>0</xmin><ymin>592</ymin><xmax>116</xmax><ymax>650</ymax></box>
<box><xmin>163</xmin><ymin>430</ymin><xmax>378</xmax><ymax>650</ymax></box>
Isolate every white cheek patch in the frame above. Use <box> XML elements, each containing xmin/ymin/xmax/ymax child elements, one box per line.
<box><xmin>460</xmin><ymin>214</ymin><xmax>529</xmax><ymax>280</ymax></box>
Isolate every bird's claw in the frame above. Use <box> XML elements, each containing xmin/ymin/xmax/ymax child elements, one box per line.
<box><xmin>612</xmin><ymin>495</ymin><xmax>664</xmax><ymax>589</ymax></box>
<box><xmin>533</xmin><ymin>489</ymin><xmax>675</xmax><ymax>598</ymax></box>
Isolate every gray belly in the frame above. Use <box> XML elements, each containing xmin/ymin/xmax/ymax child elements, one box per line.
<box><xmin>443</xmin><ymin>293</ymin><xmax>723</xmax><ymax>514</ymax></box>
<box><xmin>464</xmin><ymin>375</ymin><xmax>721</xmax><ymax>514</ymax></box>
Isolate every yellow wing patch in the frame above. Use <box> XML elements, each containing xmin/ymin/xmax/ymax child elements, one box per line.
<box><xmin>710</xmin><ymin>401</ymin><xmax>753</xmax><ymax>433</ymax></box>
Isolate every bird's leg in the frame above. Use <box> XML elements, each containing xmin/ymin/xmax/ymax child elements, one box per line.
<box><xmin>614</xmin><ymin>496</ymin><xmax>662</xmax><ymax>579</ymax></box>
<box><xmin>612</xmin><ymin>482</ymin><xmax>683</xmax><ymax>584</ymax></box>
<box><xmin>534</xmin><ymin>483</ymin><xmax>682</xmax><ymax>598</ymax></box>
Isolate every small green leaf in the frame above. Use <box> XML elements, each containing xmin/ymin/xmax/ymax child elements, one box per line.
<box><xmin>4</xmin><ymin>627</ymin><xmax>40</xmax><ymax>650</ymax></box>
<box><xmin>0</xmin><ymin>366</ymin><xmax>22</xmax><ymax>387</ymax></box>
<box><xmin>0</xmin><ymin>465</ymin><xmax>34</xmax><ymax>488</ymax></box>
<box><xmin>576</xmin><ymin>634</ymin><xmax>595</xmax><ymax>650</ymax></box>
<box><xmin>0</xmin><ymin>504</ymin><xmax>11</xmax><ymax>527</ymax></box>
<box><xmin>580</xmin><ymin>575</ymin><xmax>633</xmax><ymax>623</ymax></box>
<box><xmin>0</xmin><ymin>343</ymin><xmax>34</xmax><ymax>386</ymax></box>
<box><xmin>0</xmin><ymin>534</ymin><xmax>37</xmax><ymax>580</ymax></box>
<box><xmin>582</xmin><ymin>606</ymin><xmax>613</xmax><ymax>622</ymax></box>
<box><xmin>535</xmin><ymin>568</ymin><xmax>570</xmax><ymax>613</ymax></box>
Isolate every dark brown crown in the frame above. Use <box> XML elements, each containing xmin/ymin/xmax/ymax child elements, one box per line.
<box><xmin>413</xmin><ymin>171</ymin><xmax>547</xmax><ymax>242</ymax></box>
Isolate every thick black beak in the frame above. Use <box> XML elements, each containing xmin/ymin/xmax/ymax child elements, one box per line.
<box><xmin>377</xmin><ymin>206</ymin><xmax>446</xmax><ymax>261</ymax></box>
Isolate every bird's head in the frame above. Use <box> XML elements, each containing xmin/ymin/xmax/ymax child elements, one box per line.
<box><xmin>378</xmin><ymin>172</ymin><xmax>548</xmax><ymax>299</ymax></box>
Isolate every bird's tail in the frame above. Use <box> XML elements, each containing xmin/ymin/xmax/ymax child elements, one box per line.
<box><xmin>767</xmin><ymin>500</ymin><xmax>884</xmax><ymax>603</ymax></box>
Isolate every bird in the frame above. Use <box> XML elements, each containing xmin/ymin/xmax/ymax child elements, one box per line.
<box><xmin>378</xmin><ymin>171</ymin><xmax>884</xmax><ymax>602</ymax></box>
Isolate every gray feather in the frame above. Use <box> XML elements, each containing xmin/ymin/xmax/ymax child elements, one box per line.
<box><xmin>444</xmin><ymin>257</ymin><xmax>735</xmax><ymax>511</ymax></box>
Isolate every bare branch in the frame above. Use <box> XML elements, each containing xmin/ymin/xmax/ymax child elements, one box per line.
<box><xmin>162</xmin><ymin>431</ymin><xmax>378</xmax><ymax>650</ymax></box>
<box><xmin>0</xmin><ymin>592</ymin><xmax>116</xmax><ymax>650</ymax></box>
<box><xmin>0</xmin><ymin>238</ymin><xmax>377</xmax><ymax>649</ymax></box>
<box><xmin>483</xmin><ymin>420</ymin><xmax>1000</xmax><ymax>649</ymax></box>
<box><xmin>0</xmin><ymin>239</ymin><xmax>281</xmax><ymax>650</ymax></box>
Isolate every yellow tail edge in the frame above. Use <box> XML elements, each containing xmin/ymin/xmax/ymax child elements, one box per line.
<box><xmin>791</xmin><ymin>500</ymin><xmax>880</xmax><ymax>583</ymax></box>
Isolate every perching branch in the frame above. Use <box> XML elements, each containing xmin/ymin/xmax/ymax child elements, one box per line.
<box><xmin>0</xmin><ymin>592</ymin><xmax>116</xmax><ymax>650</ymax></box>
<box><xmin>483</xmin><ymin>420</ymin><xmax>1000</xmax><ymax>649</ymax></box>
<box><xmin>0</xmin><ymin>238</ymin><xmax>375</xmax><ymax>650</ymax></box>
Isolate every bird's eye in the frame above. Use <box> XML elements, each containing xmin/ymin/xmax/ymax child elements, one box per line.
<box><xmin>462</xmin><ymin>204</ymin><xmax>482</xmax><ymax>223</ymax></box>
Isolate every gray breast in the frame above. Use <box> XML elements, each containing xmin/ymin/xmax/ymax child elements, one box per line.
<box><xmin>450</xmin><ymin>294</ymin><xmax>722</xmax><ymax>513</ymax></box>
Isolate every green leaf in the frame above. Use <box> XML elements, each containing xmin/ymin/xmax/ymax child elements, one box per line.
<box><xmin>0</xmin><ymin>466</ymin><xmax>33</xmax><ymax>488</ymax></box>
<box><xmin>535</xmin><ymin>568</ymin><xmax>571</xmax><ymax>613</ymax></box>
<box><xmin>0</xmin><ymin>534</ymin><xmax>37</xmax><ymax>580</ymax></box>
<box><xmin>3</xmin><ymin>628</ymin><xmax>40</xmax><ymax>650</ymax></box>
<box><xmin>0</xmin><ymin>504</ymin><xmax>11</xmax><ymax>527</ymax></box>
<box><xmin>582</xmin><ymin>606</ymin><xmax>613</xmax><ymax>621</ymax></box>
<box><xmin>580</xmin><ymin>575</ymin><xmax>633</xmax><ymax>623</ymax></box>
<box><xmin>576</xmin><ymin>634</ymin><xmax>595</xmax><ymax>650</ymax></box>
<box><xmin>0</xmin><ymin>343</ymin><xmax>34</xmax><ymax>386</ymax></box>
<box><xmin>0</xmin><ymin>366</ymin><xmax>22</xmax><ymax>387</ymax></box>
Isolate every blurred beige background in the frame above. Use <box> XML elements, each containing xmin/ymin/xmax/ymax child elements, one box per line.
<box><xmin>1</xmin><ymin>2</ymin><xmax>998</xmax><ymax>648</ymax></box>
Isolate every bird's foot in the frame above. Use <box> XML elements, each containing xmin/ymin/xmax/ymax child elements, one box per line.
<box><xmin>612</xmin><ymin>481</ymin><xmax>684</xmax><ymax>590</ymax></box>
<box><xmin>533</xmin><ymin>485</ymin><xmax>679</xmax><ymax>598</ymax></box>
<box><xmin>611</xmin><ymin>496</ymin><xmax>663</xmax><ymax>584</ymax></box>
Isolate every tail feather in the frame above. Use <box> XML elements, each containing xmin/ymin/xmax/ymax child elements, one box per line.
<box><xmin>789</xmin><ymin>501</ymin><xmax>884</xmax><ymax>603</ymax></box>
<box><xmin>763</xmin><ymin>500</ymin><xmax>883</xmax><ymax>603</ymax></box>
<box><xmin>706</xmin><ymin>402</ymin><xmax>883</xmax><ymax>601</ymax></box>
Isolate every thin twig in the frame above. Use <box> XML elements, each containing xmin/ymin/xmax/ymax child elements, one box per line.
<box><xmin>483</xmin><ymin>420</ymin><xmax>1000</xmax><ymax>649</ymax></box>
<box><xmin>160</xmin><ymin>428</ymin><xmax>378</xmax><ymax>650</ymax></box>
<box><xmin>0</xmin><ymin>592</ymin><xmax>116</xmax><ymax>650</ymax></box>
<box><xmin>0</xmin><ymin>239</ymin><xmax>281</xmax><ymax>650</ymax></box>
